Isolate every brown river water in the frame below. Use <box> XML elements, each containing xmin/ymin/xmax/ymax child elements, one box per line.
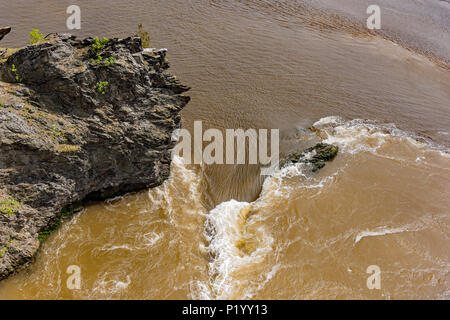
<box><xmin>0</xmin><ymin>0</ymin><xmax>449</xmax><ymax>299</ymax></box>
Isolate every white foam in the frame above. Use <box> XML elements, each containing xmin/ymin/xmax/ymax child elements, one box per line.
<box><xmin>201</xmin><ymin>199</ymin><xmax>274</xmax><ymax>299</ymax></box>
<box><xmin>97</xmin><ymin>244</ymin><xmax>134</xmax><ymax>251</ymax></box>
<box><xmin>313</xmin><ymin>115</ymin><xmax>342</xmax><ymax>127</ymax></box>
<box><xmin>355</xmin><ymin>227</ymin><xmax>407</xmax><ymax>244</ymax></box>
<box><xmin>147</xmin><ymin>155</ymin><xmax>207</xmax><ymax>224</ymax></box>
<box><xmin>91</xmin><ymin>273</ymin><xmax>132</xmax><ymax>297</ymax></box>
<box><xmin>142</xmin><ymin>231</ymin><xmax>162</xmax><ymax>247</ymax></box>
<box><xmin>312</xmin><ymin>116</ymin><xmax>450</xmax><ymax>158</ymax></box>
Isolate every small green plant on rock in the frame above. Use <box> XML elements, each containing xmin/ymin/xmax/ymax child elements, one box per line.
<box><xmin>49</xmin><ymin>125</ymin><xmax>66</xmax><ymax>142</ymax></box>
<box><xmin>7</xmin><ymin>239</ymin><xmax>16</xmax><ymax>248</ymax></box>
<box><xmin>51</xmin><ymin>125</ymin><xmax>60</xmax><ymax>140</ymax></box>
<box><xmin>0</xmin><ymin>196</ymin><xmax>21</xmax><ymax>216</ymax></box>
<box><xmin>90</xmin><ymin>36</ymin><xmax>109</xmax><ymax>63</ymax></box>
<box><xmin>0</xmin><ymin>247</ymin><xmax>6</xmax><ymax>258</ymax></box>
<box><xmin>96</xmin><ymin>81</ymin><xmax>109</xmax><ymax>94</ymax></box>
<box><xmin>137</xmin><ymin>24</ymin><xmax>151</xmax><ymax>48</ymax></box>
<box><xmin>104</xmin><ymin>56</ymin><xmax>116</xmax><ymax>66</ymax></box>
<box><xmin>90</xmin><ymin>55</ymin><xmax>102</xmax><ymax>64</ymax></box>
<box><xmin>38</xmin><ymin>219</ymin><xmax>61</xmax><ymax>242</ymax></box>
<box><xmin>11</xmin><ymin>64</ymin><xmax>22</xmax><ymax>83</ymax></box>
<box><xmin>91</xmin><ymin>36</ymin><xmax>109</xmax><ymax>52</ymax></box>
<box><xmin>28</xmin><ymin>29</ymin><xmax>45</xmax><ymax>44</ymax></box>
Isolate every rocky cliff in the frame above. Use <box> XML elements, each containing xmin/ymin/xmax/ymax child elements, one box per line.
<box><xmin>0</xmin><ymin>33</ymin><xmax>190</xmax><ymax>280</ymax></box>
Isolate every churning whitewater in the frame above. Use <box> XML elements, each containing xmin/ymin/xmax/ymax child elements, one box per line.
<box><xmin>188</xmin><ymin>117</ymin><xmax>450</xmax><ymax>299</ymax></box>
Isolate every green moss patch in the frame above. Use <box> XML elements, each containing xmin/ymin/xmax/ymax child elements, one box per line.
<box><xmin>0</xmin><ymin>196</ymin><xmax>21</xmax><ymax>216</ymax></box>
<box><xmin>38</xmin><ymin>205</ymin><xmax>83</xmax><ymax>242</ymax></box>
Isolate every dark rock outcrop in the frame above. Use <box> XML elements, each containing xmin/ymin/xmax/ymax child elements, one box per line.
<box><xmin>0</xmin><ymin>27</ymin><xmax>11</xmax><ymax>42</ymax></box>
<box><xmin>281</xmin><ymin>143</ymin><xmax>339</xmax><ymax>172</ymax></box>
<box><xmin>0</xmin><ymin>34</ymin><xmax>190</xmax><ymax>279</ymax></box>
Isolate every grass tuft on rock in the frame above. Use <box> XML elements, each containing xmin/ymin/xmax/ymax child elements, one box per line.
<box><xmin>0</xmin><ymin>196</ymin><xmax>21</xmax><ymax>216</ymax></box>
<box><xmin>137</xmin><ymin>24</ymin><xmax>151</xmax><ymax>48</ymax></box>
<box><xmin>28</xmin><ymin>29</ymin><xmax>45</xmax><ymax>44</ymax></box>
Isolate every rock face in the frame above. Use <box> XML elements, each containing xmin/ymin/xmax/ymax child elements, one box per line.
<box><xmin>281</xmin><ymin>143</ymin><xmax>339</xmax><ymax>172</ymax></box>
<box><xmin>0</xmin><ymin>27</ymin><xmax>11</xmax><ymax>41</ymax></box>
<box><xmin>0</xmin><ymin>34</ymin><xmax>190</xmax><ymax>280</ymax></box>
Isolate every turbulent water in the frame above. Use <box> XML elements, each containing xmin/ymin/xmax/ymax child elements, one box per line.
<box><xmin>0</xmin><ymin>0</ymin><xmax>449</xmax><ymax>299</ymax></box>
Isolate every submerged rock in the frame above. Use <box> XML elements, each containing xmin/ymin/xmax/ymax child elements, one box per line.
<box><xmin>281</xmin><ymin>143</ymin><xmax>339</xmax><ymax>172</ymax></box>
<box><xmin>0</xmin><ymin>34</ymin><xmax>190</xmax><ymax>279</ymax></box>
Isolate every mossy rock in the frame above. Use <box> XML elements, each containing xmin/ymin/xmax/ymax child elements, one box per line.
<box><xmin>281</xmin><ymin>143</ymin><xmax>339</xmax><ymax>172</ymax></box>
<box><xmin>38</xmin><ymin>204</ymin><xmax>83</xmax><ymax>242</ymax></box>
